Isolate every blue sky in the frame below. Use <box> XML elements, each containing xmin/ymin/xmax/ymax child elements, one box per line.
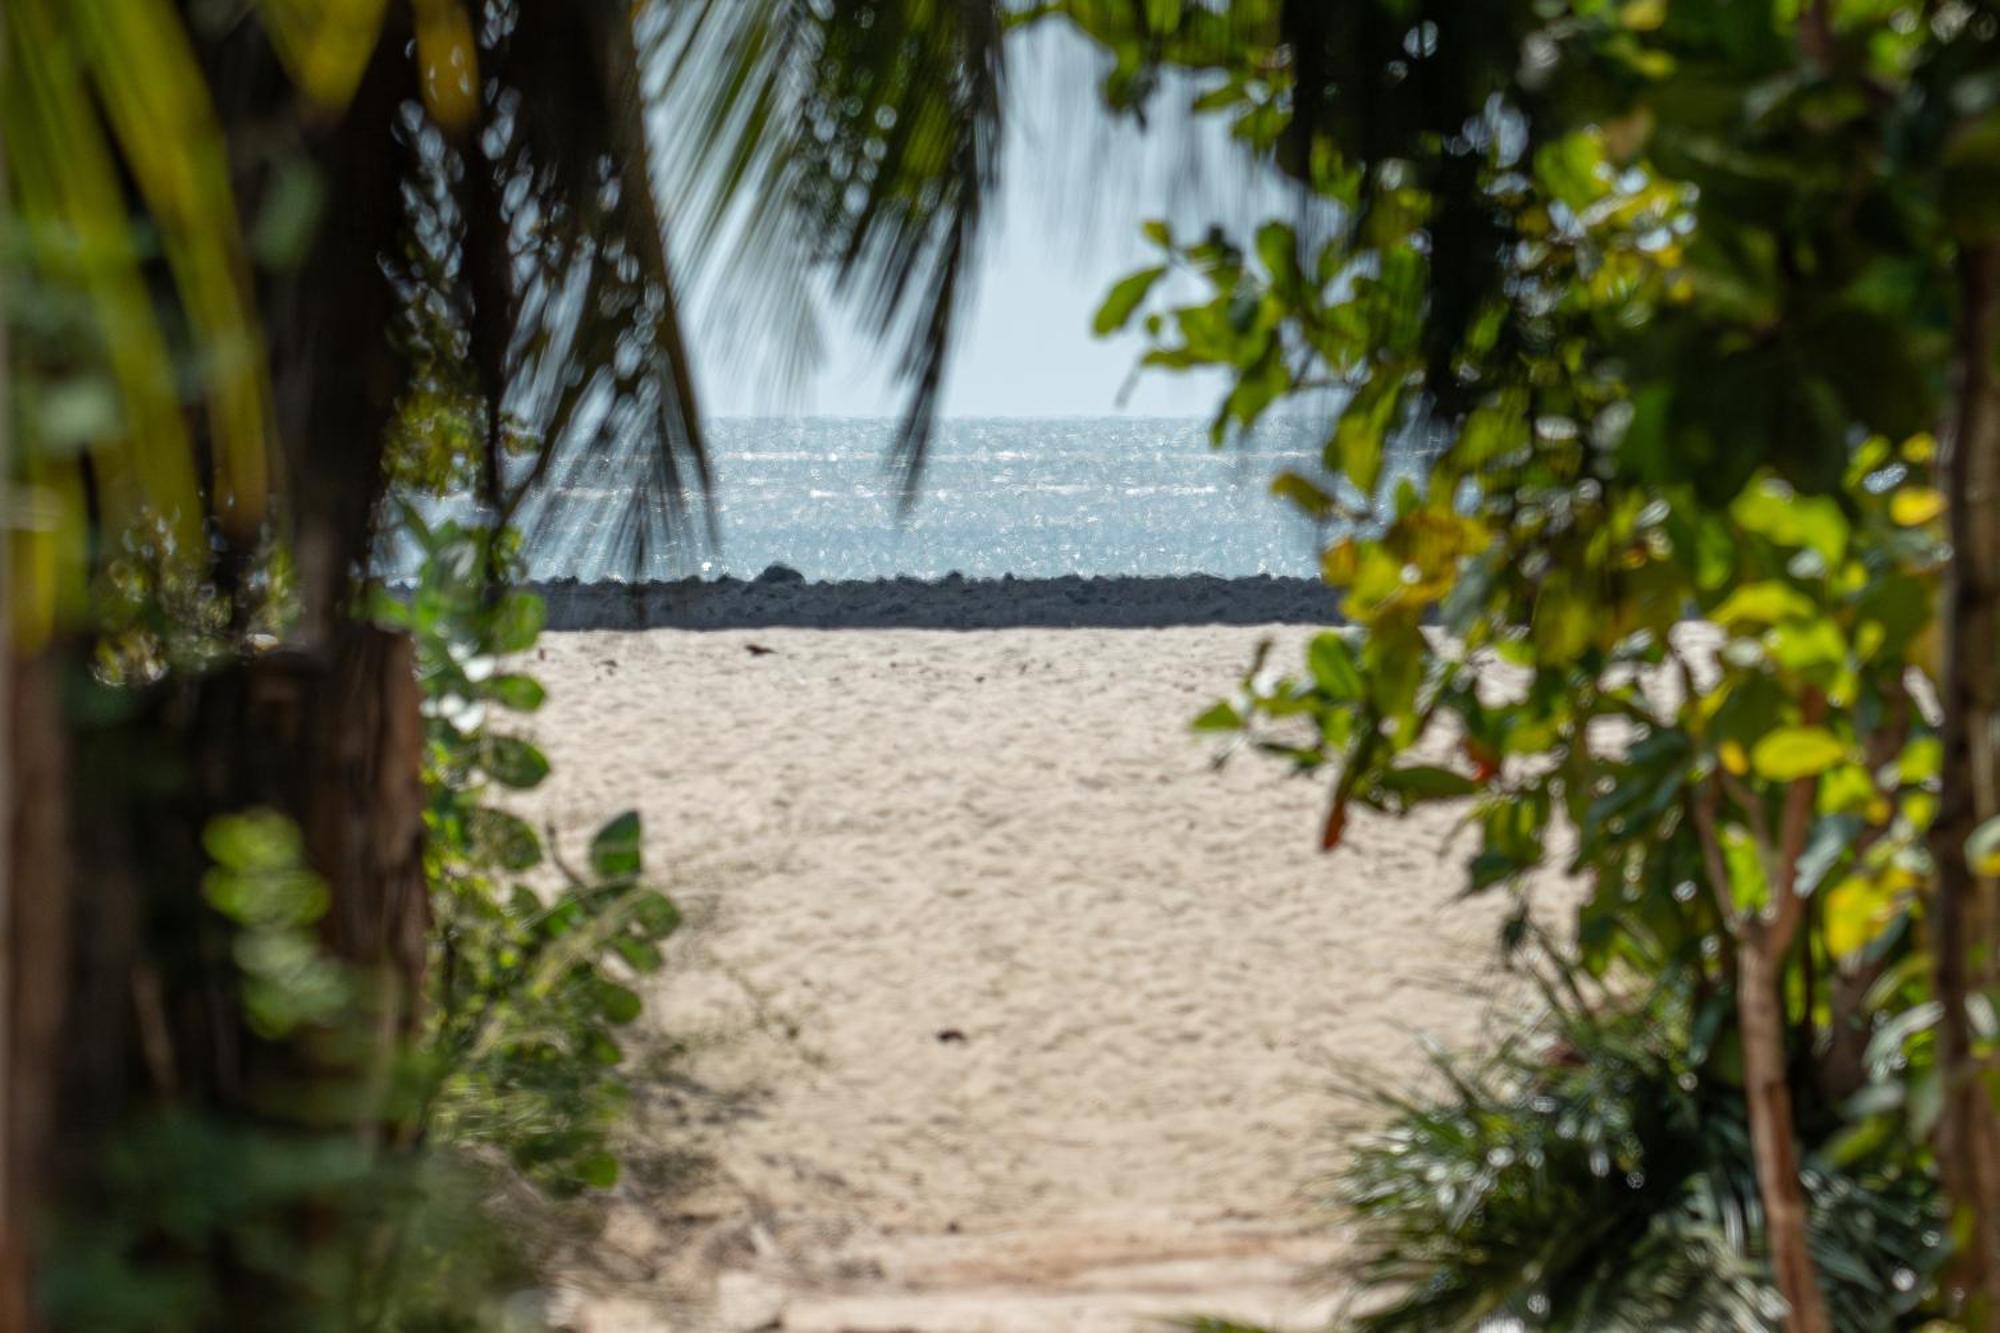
<box><xmin>698</xmin><ymin>22</ymin><xmax>1288</xmax><ymax>419</ymax></box>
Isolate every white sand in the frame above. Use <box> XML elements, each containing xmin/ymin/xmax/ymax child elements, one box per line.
<box><xmin>522</xmin><ymin>624</ymin><xmax>1546</xmax><ymax>1333</ymax></box>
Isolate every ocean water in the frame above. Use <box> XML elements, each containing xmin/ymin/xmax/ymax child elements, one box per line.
<box><xmin>471</xmin><ymin>417</ymin><xmax>1432</xmax><ymax>583</ymax></box>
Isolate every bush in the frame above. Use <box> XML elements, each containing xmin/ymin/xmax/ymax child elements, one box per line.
<box><xmin>1332</xmin><ymin>967</ymin><xmax>1947</xmax><ymax>1333</ymax></box>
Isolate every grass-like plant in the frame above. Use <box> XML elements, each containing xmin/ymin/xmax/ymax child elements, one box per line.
<box><xmin>1328</xmin><ymin>969</ymin><xmax>1946</xmax><ymax>1333</ymax></box>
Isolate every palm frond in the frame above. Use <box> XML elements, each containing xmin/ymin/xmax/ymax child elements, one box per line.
<box><xmin>6</xmin><ymin>0</ymin><xmax>204</xmax><ymax>550</ymax></box>
<box><xmin>661</xmin><ymin>0</ymin><xmax>1006</xmax><ymax>496</ymax></box>
<box><xmin>69</xmin><ymin>0</ymin><xmax>277</xmax><ymax>533</ymax></box>
<box><xmin>393</xmin><ymin>1</ymin><xmax>716</xmax><ymax>582</ymax></box>
<box><xmin>1331</xmin><ymin>967</ymin><xmax>1946</xmax><ymax>1332</ymax></box>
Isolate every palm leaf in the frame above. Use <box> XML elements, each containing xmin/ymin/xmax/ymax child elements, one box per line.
<box><xmin>661</xmin><ymin>0</ymin><xmax>1007</xmax><ymax>496</ymax></box>
<box><xmin>70</xmin><ymin>0</ymin><xmax>275</xmax><ymax>533</ymax></box>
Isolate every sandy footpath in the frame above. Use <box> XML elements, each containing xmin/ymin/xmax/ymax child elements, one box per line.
<box><xmin>519</xmin><ymin>623</ymin><xmax>1545</xmax><ymax>1332</ymax></box>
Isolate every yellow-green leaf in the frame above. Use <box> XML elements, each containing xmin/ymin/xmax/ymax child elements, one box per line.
<box><xmin>1750</xmin><ymin>726</ymin><xmax>1846</xmax><ymax>782</ymax></box>
<box><xmin>1825</xmin><ymin>874</ymin><xmax>1897</xmax><ymax>961</ymax></box>
<box><xmin>1093</xmin><ymin>265</ymin><xmax>1167</xmax><ymax>336</ymax></box>
<box><xmin>1889</xmin><ymin>486</ymin><xmax>1946</xmax><ymax>526</ymax></box>
<box><xmin>1712</xmin><ymin>581</ymin><xmax>1814</xmax><ymax>629</ymax></box>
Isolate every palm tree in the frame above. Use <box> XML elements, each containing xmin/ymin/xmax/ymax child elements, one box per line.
<box><xmin>2</xmin><ymin>0</ymin><xmax>1004</xmax><ymax>1320</ymax></box>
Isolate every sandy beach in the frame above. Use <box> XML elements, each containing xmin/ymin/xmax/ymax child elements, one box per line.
<box><xmin>521</xmin><ymin>596</ymin><xmax>1548</xmax><ymax>1332</ymax></box>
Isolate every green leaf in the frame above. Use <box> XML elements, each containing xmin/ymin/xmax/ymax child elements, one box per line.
<box><xmin>1307</xmin><ymin>632</ymin><xmax>1365</xmax><ymax>701</ymax></box>
<box><xmin>1750</xmin><ymin>726</ymin><xmax>1845</xmax><ymax>781</ymax></box>
<box><xmin>613</xmin><ymin>936</ymin><xmax>665</xmax><ymax>973</ymax></box>
<box><xmin>1534</xmin><ymin>132</ymin><xmax>1608</xmax><ymax>213</ymax></box>
<box><xmin>1897</xmin><ymin>736</ymin><xmax>1943</xmax><ymax>786</ymax></box>
<box><xmin>485</xmin><ymin>672</ymin><xmax>547</xmax><ymax>712</ymax></box>
<box><xmin>583</xmin><ymin>1030</ymin><xmax>624</xmax><ymax>1066</ymax></box>
<box><xmin>589</xmin><ymin>810</ymin><xmax>643</xmax><ymax>880</ymax></box>
<box><xmin>1331</xmin><ymin>376</ymin><xmax>1398</xmax><ymax>494</ymax></box>
<box><xmin>629</xmin><ymin>890</ymin><xmax>681</xmax><ymax>940</ymax></box>
<box><xmin>204</xmin><ymin>808</ymin><xmax>307</xmax><ymax>872</ymax></box>
<box><xmin>1376</xmin><ymin>765</ymin><xmax>1479</xmax><ymax>801</ymax></box>
<box><xmin>487</xmin><ymin>590</ymin><xmax>546</xmax><ymax>654</ymax></box>
<box><xmin>1092</xmin><ymin>265</ymin><xmax>1167</xmax><ymax>335</ymax></box>
<box><xmin>1722</xmin><ymin>825</ymin><xmax>1770</xmax><ymax>913</ymax></box>
<box><xmin>596</xmin><ymin>979</ymin><xmax>643</xmax><ymax>1025</ymax></box>
<box><xmin>1254</xmin><ymin>220</ymin><xmax>1301</xmax><ymax>293</ymax></box>
<box><xmin>1270</xmin><ymin>470</ymin><xmax>1334</xmax><ymax>520</ymax></box>
<box><xmin>467</xmin><ymin>807</ymin><xmax>543</xmax><ymax>871</ymax></box>
<box><xmin>1730</xmin><ymin>478</ymin><xmax>1848</xmax><ymax>567</ymax></box>
<box><xmin>481</xmin><ymin>735</ymin><xmax>551</xmax><ymax>789</ymax></box>
<box><xmin>1711</xmin><ymin>580</ymin><xmax>1814</xmax><ymax>629</ymax></box>
<box><xmin>574</xmin><ymin>1151</ymin><xmax>620</xmax><ymax>1189</ymax></box>
<box><xmin>1766</xmin><ymin>618</ymin><xmax>1846</xmax><ymax>673</ymax></box>
<box><xmin>1192</xmin><ymin>700</ymin><xmax>1243</xmax><ymax>732</ymax></box>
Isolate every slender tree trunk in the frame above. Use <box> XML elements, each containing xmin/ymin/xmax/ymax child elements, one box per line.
<box><xmin>1694</xmin><ymin>768</ymin><xmax>1831</xmax><ymax>1331</ymax></box>
<box><xmin>1932</xmin><ymin>239</ymin><xmax>2000</xmax><ymax>1328</ymax></box>
<box><xmin>2</xmin><ymin>656</ymin><xmax>65</xmax><ymax>1333</ymax></box>
<box><xmin>0</xmin><ymin>92</ymin><xmax>22</xmax><ymax>1333</ymax></box>
<box><xmin>1736</xmin><ymin>937</ymin><xmax>1833</xmax><ymax>1333</ymax></box>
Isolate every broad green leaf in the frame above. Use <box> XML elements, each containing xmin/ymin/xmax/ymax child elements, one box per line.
<box><xmin>1731</xmin><ymin>478</ymin><xmax>1848</xmax><ymax>567</ymax></box>
<box><xmin>1750</xmin><ymin>726</ymin><xmax>1845</xmax><ymax>781</ymax></box>
<box><xmin>1254</xmin><ymin>220</ymin><xmax>1301</xmax><ymax>294</ymax></box>
<box><xmin>1896</xmin><ymin>736</ymin><xmax>1943</xmax><ymax>785</ymax></box>
<box><xmin>1711</xmin><ymin>582</ymin><xmax>1815</xmax><ymax>628</ymax></box>
<box><xmin>485</xmin><ymin>672</ymin><xmax>547</xmax><ymax>712</ymax></box>
<box><xmin>1376</xmin><ymin>765</ymin><xmax>1480</xmax><ymax>801</ymax></box>
<box><xmin>1817</xmin><ymin>764</ymin><xmax>1888</xmax><ymax>821</ymax></box>
<box><xmin>1307</xmin><ymin>632</ymin><xmax>1364</xmax><ymax>700</ymax></box>
<box><xmin>467</xmin><ymin>807</ymin><xmax>543</xmax><ymax>871</ymax></box>
<box><xmin>631</xmin><ymin>890</ymin><xmax>680</xmax><ymax>939</ymax></box>
<box><xmin>1192</xmin><ymin>700</ymin><xmax>1242</xmax><ymax>732</ymax></box>
<box><xmin>1270</xmin><ymin>470</ymin><xmax>1333</xmax><ymax>520</ymax></box>
<box><xmin>1721</xmin><ymin>825</ymin><xmax>1769</xmax><ymax>913</ymax></box>
<box><xmin>482</xmin><ymin>735</ymin><xmax>551</xmax><ymax>789</ymax></box>
<box><xmin>574</xmin><ymin>1151</ymin><xmax>620</xmax><ymax>1189</ymax></box>
<box><xmin>1092</xmin><ymin>265</ymin><xmax>1167</xmax><ymax>335</ymax></box>
<box><xmin>589</xmin><ymin>810</ymin><xmax>643</xmax><ymax>880</ymax></box>
<box><xmin>595</xmin><ymin>979</ymin><xmax>643</xmax><ymax>1025</ymax></box>
<box><xmin>1766</xmin><ymin>619</ymin><xmax>1845</xmax><ymax>673</ymax></box>
<box><xmin>1331</xmin><ymin>378</ymin><xmax>1398</xmax><ymax>494</ymax></box>
<box><xmin>613</xmin><ymin>936</ymin><xmax>665</xmax><ymax>974</ymax></box>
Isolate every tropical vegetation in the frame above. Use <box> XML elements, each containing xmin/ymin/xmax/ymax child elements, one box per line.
<box><xmin>3</xmin><ymin>0</ymin><xmax>1003</xmax><ymax>1325</ymax></box>
<box><xmin>1055</xmin><ymin>0</ymin><xmax>2000</xmax><ymax>1326</ymax></box>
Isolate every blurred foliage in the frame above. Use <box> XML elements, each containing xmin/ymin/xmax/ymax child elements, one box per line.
<box><xmin>372</xmin><ymin>507</ymin><xmax>680</xmax><ymax>1197</ymax></box>
<box><xmin>1052</xmin><ymin>0</ymin><xmax>2000</xmax><ymax>1325</ymax></box>
<box><xmin>1336</xmin><ymin>962</ymin><xmax>1946</xmax><ymax>1333</ymax></box>
<box><xmin>7</xmin><ymin>0</ymin><xmax>1022</xmax><ymax>1323</ymax></box>
<box><xmin>39</xmin><ymin>809</ymin><xmax>538</xmax><ymax>1333</ymax></box>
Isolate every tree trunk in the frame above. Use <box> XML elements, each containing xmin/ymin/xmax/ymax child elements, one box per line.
<box><xmin>2</xmin><ymin>654</ymin><xmax>67</xmax><ymax>1333</ymax></box>
<box><xmin>1737</xmin><ymin>937</ymin><xmax>1833</xmax><ymax>1333</ymax></box>
<box><xmin>206</xmin><ymin>626</ymin><xmax>430</xmax><ymax>1121</ymax></box>
<box><xmin>1932</xmin><ymin>239</ymin><xmax>2000</xmax><ymax>1329</ymax></box>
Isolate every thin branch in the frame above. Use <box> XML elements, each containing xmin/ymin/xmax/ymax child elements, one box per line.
<box><xmin>1768</xmin><ymin>691</ymin><xmax>1827</xmax><ymax>950</ymax></box>
<box><xmin>1692</xmin><ymin>775</ymin><xmax>1741</xmax><ymax>924</ymax></box>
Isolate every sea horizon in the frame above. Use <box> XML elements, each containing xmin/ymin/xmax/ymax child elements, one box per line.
<box><xmin>434</xmin><ymin>414</ymin><xmax>1423</xmax><ymax>586</ymax></box>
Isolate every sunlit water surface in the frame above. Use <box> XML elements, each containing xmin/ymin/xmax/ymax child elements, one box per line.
<box><xmin>407</xmin><ymin>416</ymin><xmax>1434</xmax><ymax>583</ymax></box>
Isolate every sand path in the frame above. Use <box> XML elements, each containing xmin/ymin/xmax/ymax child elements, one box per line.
<box><xmin>524</xmin><ymin>626</ymin><xmax>1532</xmax><ymax>1332</ymax></box>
